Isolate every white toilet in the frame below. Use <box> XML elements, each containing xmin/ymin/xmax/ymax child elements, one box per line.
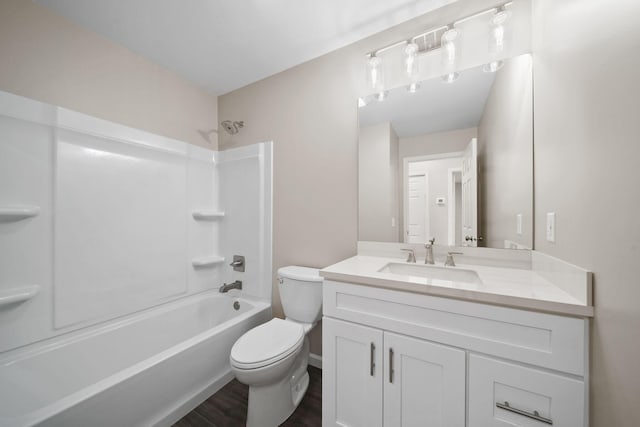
<box><xmin>230</xmin><ymin>266</ymin><xmax>323</xmax><ymax>427</ymax></box>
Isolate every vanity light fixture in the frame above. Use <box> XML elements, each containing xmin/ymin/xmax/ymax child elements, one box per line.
<box><xmin>441</xmin><ymin>26</ymin><xmax>460</xmax><ymax>83</ymax></box>
<box><xmin>403</xmin><ymin>40</ymin><xmax>420</xmax><ymax>80</ymax></box>
<box><xmin>483</xmin><ymin>6</ymin><xmax>511</xmax><ymax>73</ymax></box>
<box><xmin>442</xmin><ymin>72</ymin><xmax>460</xmax><ymax>83</ymax></box>
<box><xmin>441</xmin><ymin>27</ymin><xmax>459</xmax><ymax>68</ymax></box>
<box><xmin>367</xmin><ymin>54</ymin><xmax>384</xmax><ymax>91</ymax></box>
<box><xmin>363</xmin><ymin>2</ymin><xmax>514</xmax><ymax>93</ymax></box>
<box><xmin>376</xmin><ymin>91</ymin><xmax>389</xmax><ymax>102</ymax></box>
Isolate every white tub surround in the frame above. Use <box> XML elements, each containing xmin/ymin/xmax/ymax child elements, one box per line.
<box><xmin>322</xmin><ymin>245</ymin><xmax>591</xmax><ymax>427</ymax></box>
<box><xmin>0</xmin><ymin>90</ymin><xmax>274</xmax><ymax>426</ymax></box>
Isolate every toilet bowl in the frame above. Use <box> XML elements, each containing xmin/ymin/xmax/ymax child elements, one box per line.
<box><xmin>230</xmin><ymin>266</ymin><xmax>323</xmax><ymax>427</ymax></box>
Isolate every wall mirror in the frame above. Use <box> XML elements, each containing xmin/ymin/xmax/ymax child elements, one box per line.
<box><xmin>358</xmin><ymin>53</ymin><xmax>533</xmax><ymax>250</ymax></box>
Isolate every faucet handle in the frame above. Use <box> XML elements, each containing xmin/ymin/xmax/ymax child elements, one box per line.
<box><xmin>401</xmin><ymin>248</ymin><xmax>416</xmax><ymax>263</ymax></box>
<box><xmin>445</xmin><ymin>251</ymin><xmax>463</xmax><ymax>267</ymax></box>
<box><xmin>426</xmin><ymin>237</ymin><xmax>435</xmax><ymax>247</ymax></box>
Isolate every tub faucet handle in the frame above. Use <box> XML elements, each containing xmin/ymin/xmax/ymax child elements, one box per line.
<box><xmin>229</xmin><ymin>255</ymin><xmax>245</xmax><ymax>272</ymax></box>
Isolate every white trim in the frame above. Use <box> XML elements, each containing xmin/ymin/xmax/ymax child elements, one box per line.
<box><xmin>447</xmin><ymin>168</ymin><xmax>462</xmax><ymax>246</ymax></box>
<box><xmin>403</xmin><ymin>151</ymin><xmax>464</xmax><ymax>163</ymax></box>
<box><xmin>309</xmin><ymin>352</ymin><xmax>323</xmax><ymax>370</ymax></box>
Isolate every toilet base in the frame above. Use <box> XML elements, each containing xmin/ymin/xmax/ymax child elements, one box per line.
<box><xmin>245</xmin><ymin>338</ymin><xmax>310</xmax><ymax>427</ymax></box>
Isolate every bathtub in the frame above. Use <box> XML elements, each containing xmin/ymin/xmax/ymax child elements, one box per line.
<box><xmin>0</xmin><ymin>291</ymin><xmax>271</xmax><ymax>427</ymax></box>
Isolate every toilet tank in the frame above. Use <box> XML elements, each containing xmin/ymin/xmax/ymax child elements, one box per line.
<box><xmin>277</xmin><ymin>266</ymin><xmax>323</xmax><ymax>324</ymax></box>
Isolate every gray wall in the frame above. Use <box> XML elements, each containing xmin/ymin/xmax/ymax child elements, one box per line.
<box><xmin>359</xmin><ymin>122</ymin><xmax>400</xmax><ymax>242</ymax></box>
<box><xmin>533</xmin><ymin>0</ymin><xmax>640</xmax><ymax>425</ymax></box>
<box><xmin>0</xmin><ymin>0</ymin><xmax>218</xmax><ymax>148</ymax></box>
<box><xmin>399</xmin><ymin>127</ymin><xmax>478</xmax><ymax>159</ymax></box>
<box><xmin>478</xmin><ymin>54</ymin><xmax>533</xmax><ymax>249</ymax></box>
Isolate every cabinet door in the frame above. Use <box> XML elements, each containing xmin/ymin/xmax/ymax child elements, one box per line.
<box><xmin>323</xmin><ymin>317</ymin><xmax>383</xmax><ymax>427</ymax></box>
<box><xmin>468</xmin><ymin>354</ymin><xmax>585</xmax><ymax>426</ymax></box>
<box><xmin>384</xmin><ymin>332</ymin><xmax>466</xmax><ymax>427</ymax></box>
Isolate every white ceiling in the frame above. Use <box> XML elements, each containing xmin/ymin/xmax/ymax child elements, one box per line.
<box><xmin>36</xmin><ymin>0</ymin><xmax>457</xmax><ymax>95</ymax></box>
<box><xmin>358</xmin><ymin>65</ymin><xmax>496</xmax><ymax>138</ymax></box>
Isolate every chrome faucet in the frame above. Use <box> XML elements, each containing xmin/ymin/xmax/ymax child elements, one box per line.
<box><xmin>219</xmin><ymin>280</ymin><xmax>242</xmax><ymax>293</ymax></box>
<box><xmin>424</xmin><ymin>238</ymin><xmax>435</xmax><ymax>265</ymax></box>
<box><xmin>444</xmin><ymin>252</ymin><xmax>463</xmax><ymax>267</ymax></box>
<box><xmin>401</xmin><ymin>248</ymin><xmax>416</xmax><ymax>263</ymax></box>
<box><xmin>229</xmin><ymin>255</ymin><xmax>245</xmax><ymax>272</ymax></box>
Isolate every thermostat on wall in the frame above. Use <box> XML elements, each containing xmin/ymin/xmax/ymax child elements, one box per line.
<box><xmin>435</xmin><ymin>197</ymin><xmax>446</xmax><ymax>205</ymax></box>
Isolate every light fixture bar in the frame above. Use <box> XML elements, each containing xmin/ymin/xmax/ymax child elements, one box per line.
<box><xmin>365</xmin><ymin>1</ymin><xmax>513</xmax><ymax>59</ymax></box>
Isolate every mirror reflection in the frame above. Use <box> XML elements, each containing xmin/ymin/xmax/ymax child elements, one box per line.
<box><xmin>358</xmin><ymin>54</ymin><xmax>533</xmax><ymax>249</ymax></box>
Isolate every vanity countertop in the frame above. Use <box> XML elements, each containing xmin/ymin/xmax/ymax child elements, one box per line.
<box><xmin>320</xmin><ymin>255</ymin><xmax>594</xmax><ymax>318</ymax></box>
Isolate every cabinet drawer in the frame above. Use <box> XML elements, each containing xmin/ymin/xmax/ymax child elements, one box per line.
<box><xmin>324</xmin><ymin>280</ymin><xmax>586</xmax><ymax>375</ymax></box>
<box><xmin>468</xmin><ymin>354</ymin><xmax>585</xmax><ymax>427</ymax></box>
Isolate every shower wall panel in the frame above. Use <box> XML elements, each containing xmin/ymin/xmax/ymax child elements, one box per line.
<box><xmin>53</xmin><ymin>129</ymin><xmax>188</xmax><ymax>328</ymax></box>
<box><xmin>0</xmin><ymin>90</ymin><xmax>222</xmax><ymax>352</ymax></box>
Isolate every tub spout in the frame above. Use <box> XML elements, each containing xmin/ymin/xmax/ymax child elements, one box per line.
<box><xmin>219</xmin><ymin>280</ymin><xmax>242</xmax><ymax>293</ymax></box>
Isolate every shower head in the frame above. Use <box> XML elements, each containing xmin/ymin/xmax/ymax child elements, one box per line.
<box><xmin>221</xmin><ymin>120</ymin><xmax>244</xmax><ymax>135</ymax></box>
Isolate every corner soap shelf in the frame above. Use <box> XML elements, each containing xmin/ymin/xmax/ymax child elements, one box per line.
<box><xmin>192</xmin><ymin>211</ymin><xmax>224</xmax><ymax>220</ymax></box>
<box><xmin>192</xmin><ymin>256</ymin><xmax>225</xmax><ymax>268</ymax></box>
<box><xmin>0</xmin><ymin>205</ymin><xmax>40</xmax><ymax>221</ymax></box>
<box><xmin>0</xmin><ymin>285</ymin><xmax>40</xmax><ymax>308</ymax></box>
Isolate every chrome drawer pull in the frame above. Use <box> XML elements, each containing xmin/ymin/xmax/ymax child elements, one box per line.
<box><xmin>370</xmin><ymin>343</ymin><xmax>375</xmax><ymax>376</ymax></box>
<box><xmin>496</xmin><ymin>401</ymin><xmax>553</xmax><ymax>425</ymax></box>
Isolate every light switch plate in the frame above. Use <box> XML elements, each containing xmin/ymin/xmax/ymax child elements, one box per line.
<box><xmin>546</xmin><ymin>212</ymin><xmax>556</xmax><ymax>242</ymax></box>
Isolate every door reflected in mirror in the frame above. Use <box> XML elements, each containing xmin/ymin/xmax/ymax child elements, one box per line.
<box><xmin>358</xmin><ymin>54</ymin><xmax>533</xmax><ymax>250</ymax></box>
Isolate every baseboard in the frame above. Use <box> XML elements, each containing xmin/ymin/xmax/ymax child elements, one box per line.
<box><xmin>309</xmin><ymin>352</ymin><xmax>322</xmax><ymax>370</ymax></box>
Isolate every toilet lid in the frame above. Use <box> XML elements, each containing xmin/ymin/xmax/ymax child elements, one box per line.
<box><xmin>231</xmin><ymin>318</ymin><xmax>304</xmax><ymax>369</ymax></box>
<box><xmin>278</xmin><ymin>266</ymin><xmax>323</xmax><ymax>282</ymax></box>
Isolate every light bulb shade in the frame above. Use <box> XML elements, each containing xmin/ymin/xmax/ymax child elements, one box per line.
<box><xmin>442</xmin><ymin>72</ymin><xmax>459</xmax><ymax>83</ymax></box>
<box><xmin>491</xmin><ymin>9</ymin><xmax>510</xmax><ymax>26</ymax></box>
<box><xmin>441</xmin><ymin>28</ymin><xmax>460</xmax><ymax>73</ymax></box>
<box><xmin>487</xmin><ymin>9</ymin><xmax>510</xmax><ymax>62</ymax></box>
<box><xmin>403</xmin><ymin>41</ymin><xmax>420</xmax><ymax>80</ymax></box>
<box><xmin>367</xmin><ymin>55</ymin><xmax>384</xmax><ymax>92</ymax></box>
<box><xmin>483</xmin><ymin>60</ymin><xmax>504</xmax><ymax>73</ymax></box>
<box><xmin>489</xmin><ymin>23</ymin><xmax>506</xmax><ymax>56</ymax></box>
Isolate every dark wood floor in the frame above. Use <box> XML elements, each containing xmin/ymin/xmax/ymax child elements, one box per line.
<box><xmin>173</xmin><ymin>366</ymin><xmax>322</xmax><ymax>427</ymax></box>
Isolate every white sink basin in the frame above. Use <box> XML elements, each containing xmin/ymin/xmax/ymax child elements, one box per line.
<box><xmin>378</xmin><ymin>263</ymin><xmax>482</xmax><ymax>285</ymax></box>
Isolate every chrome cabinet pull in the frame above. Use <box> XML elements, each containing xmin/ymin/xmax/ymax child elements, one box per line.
<box><xmin>496</xmin><ymin>401</ymin><xmax>553</xmax><ymax>425</ymax></box>
<box><xmin>389</xmin><ymin>348</ymin><xmax>394</xmax><ymax>383</ymax></box>
<box><xmin>370</xmin><ymin>343</ymin><xmax>375</xmax><ymax>376</ymax></box>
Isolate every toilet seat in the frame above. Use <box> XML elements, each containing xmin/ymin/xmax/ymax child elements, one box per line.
<box><xmin>231</xmin><ymin>318</ymin><xmax>304</xmax><ymax>370</ymax></box>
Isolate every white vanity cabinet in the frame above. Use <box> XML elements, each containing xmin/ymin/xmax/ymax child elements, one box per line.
<box><xmin>323</xmin><ymin>318</ymin><xmax>465</xmax><ymax>427</ymax></box>
<box><xmin>322</xmin><ymin>280</ymin><xmax>589</xmax><ymax>427</ymax></box>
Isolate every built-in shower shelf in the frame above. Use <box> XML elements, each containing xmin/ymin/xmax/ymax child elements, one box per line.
<box><xmin>0</xmin><ymin>205</ymin><xmax>40</xmax><ymax>221</ymax></box>
<box><xmin>192</xmin><ymin>256</ymin><xmax>225</xmax><ymax>268</ymax></box>
<box><xmin>0</xmin><ymin>285</ymin><xmax>40</xmax><ymax>308</ymax></box>
<box><xmin>192</xmin><ymin>211</ymin><xmax>225</xmax><ymax>220</ymax></box>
